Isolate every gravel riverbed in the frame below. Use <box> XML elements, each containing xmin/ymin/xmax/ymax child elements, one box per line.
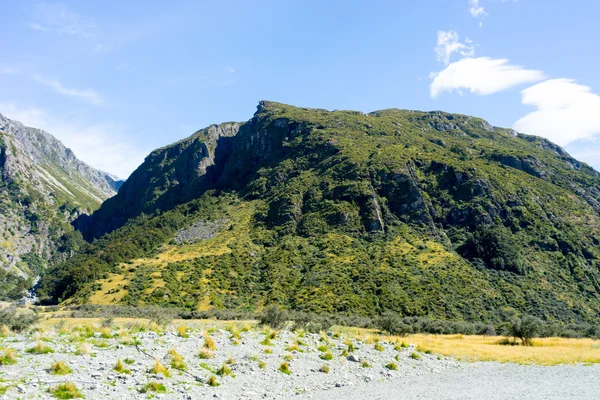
<box><xmin>0</xmin><ymin>326</ymin><xmax>596</xmax><ymax>399</ymax></box>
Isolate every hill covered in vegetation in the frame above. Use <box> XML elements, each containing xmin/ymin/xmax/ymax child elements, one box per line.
<box><xmin>39</xmin><ymin>101</ymin><xmax>600</xmax><ymax>324</ymax></box>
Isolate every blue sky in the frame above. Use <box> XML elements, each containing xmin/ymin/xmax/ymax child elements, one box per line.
<box><xmin>1</xmin><ymin>0</ymin><xmax>599</xmax><ymax>177</ymax></box>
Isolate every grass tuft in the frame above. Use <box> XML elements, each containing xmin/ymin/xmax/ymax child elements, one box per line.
<box><xmin>216</xmin><ymin>362</ymin><xmax>232</xmax><ymax>376</ymax></box>
<box><xmin>207</xmin><ymin>375</ymin><xmax>219</xmax><ymax>387</ymax></box>
<box><xmin>139</xmin><ymin>382</ymin><xmax>166</xmax><ymax>393</ymax></box>
<box><xmin>26</xmin><ymin>341</ymin><xmax>54</xmax><ymax>354</ymax></box>
<box><xmin>50</xmin><ymin>361</ymin><xmax>72</xmax><ymax>375</ymax></box>
<box><xmin>278</xmin><ymin>361</ymin><xmax>291</xmax><ymax>375</ymax></box>
<box><xmin>0</xmin><ymin>348</ymin><xmax>17</xmax><ymax>365</ymax></box>
<box><xmin>150</xmin><ymin>358</ymin><xmax>170</xmax><ymax>377</ymax></box>
<box><xmin>385</xmin><ymin>361</ymin><xmax>398</xmax><ymax>370</ymax></box>
<box><xmin>114</xmin><ymin>359</ymin><xmax>131</xmax><ymax>374</ymax></box>
<box><xmin>319</xmin><ymin>364</ymin><xmax>330</xmax><ymax>373</ymax></box>
<box><xmin>49</xmin><ymin>382</ymin><xmax>83</xmax><ymax>399</ymax></box>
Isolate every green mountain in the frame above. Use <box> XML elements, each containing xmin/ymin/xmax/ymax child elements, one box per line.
<box><xmin>0</xmin><ymin>113</ymin><xmax>122</xmax><ymax>299</ymax></box>
<box><xmin>40</xmin><ymin>101</ymin><xmax>600</xmax><ymax>323</ymax></box>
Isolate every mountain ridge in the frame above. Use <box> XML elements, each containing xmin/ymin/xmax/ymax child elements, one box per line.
<box><xmin>39</xmin><ymin>101</ymin><xmax>600</xmax><ymax>324</ymax></box>
<box><xmin>0</xmin><ymin>112</ymin><xmax>124</xmax><ymax>298</ymax></box>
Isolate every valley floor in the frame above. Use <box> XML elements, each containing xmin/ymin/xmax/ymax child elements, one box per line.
<box><xmin>0</xmin><ymin>317</ymin><xmax>598</xmax><ymax>399</ymax></box>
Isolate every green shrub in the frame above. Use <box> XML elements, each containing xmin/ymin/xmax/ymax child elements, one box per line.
<box><xmin>49</xmin><ymin>382</ymin><xmax>83</xmax><ymax>399</ymax></box>
<box><xmin>139</xmin><ymin>382</ymin><xmax>166</xmax><ymax>393</ymax></box>
<box><xmin>259</xmin><ymin>306</ymin><xmax>288</xmax><ymax>329</ymax></box>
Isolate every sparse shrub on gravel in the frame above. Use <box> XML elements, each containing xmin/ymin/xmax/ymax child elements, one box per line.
<box><xmin>217</xmin><ymin>362</ymin><xmax>232</xmax><ymax>376</ymax></box>
<box><xmin>0</xmin><ymin>306</ymin><xmax>39</xmax><ymax>332</ymax></box>
<box><xmin>320</xmin><ymin>350</ymin><xmax>333</xmax><ymax>360</ymax></box>
<box><xmin>49</xmin><ymin>361</ymin><xmax>72</xmax><ymax>375</ymax></box>
<box><xmin>123</xmin><ymin>358</ymin><xmax>135</xmax><ymax>365</ymax></box>
<box><xmin>204</xmin><ymin>334</ymin><xmax>217</xmax><ymax>350</ymax></box>
<box><xmin>0</xmin><ymin>348</ymin><xmax>17</xmax><ymax>365</ymax></box>
<box><xmin>385</xmin><ymin>361</ymin><xmax>398</xmax><ymax>370</ymax></box>
<box><xmin>283</xmin><ymin>353</ymin><xmax>293</xmax><ymax>361</ymax></box>
<box><xmin>361</xmin><ymin>360</ymin><xmax>372</xmax><ymax>368</ymax></box>
<box><xmin>374</xmin><ymin>342</ymin><xmax>384</xmax><ymax>352</ymax></box>
<box><xmin>49</xmin><ymin>382</ymin><xmax>83</xmax><ymax>399</ymax></box>
<box><xmin>207</xmin><ymin>375</ymin><xmax>219</xmax><ymax>387</ymax></box>
<box><xmin>317</xmin><ymin>345</ymin><xmax>328</xmax><ymax>352</ymax></box>
<box><xmin>199</xmin><ymin>349</ymin><xmax>214</xmax><ymax>359</ymax></box>
<box><xmin>319</xmin><ymin>364</ymin><xmax>330</xmax><ymax>373</ymax></box>
<box><xmin>177</xmin><ymin>325</ymin><xmax>189</xmax><ymax>338</ymax></box>
<box><xmin>169</xmin><ymin>349</ymin><xmax>187</xmax><ymax>371</ymax></box>
<box><xmin>263</xmin><ymin>348</ymin><xmax>273</xmax><ymax>354</ymax></box>
<box><xmin>114</xmin><ymin>359</ymin><xmax>131</xmax><ymax>374</ymax></box>
<box><xmin>410</xmin><ymin>352</ymin><xmax>421</xmax><ymax>360</ymax></box>
<box><xmin>140</xmin><ymin>382</ymin><xmax>167</xmax><ymax>393</ymax></box>
<box><xmin>75</xmin><ymin>342</ymin><xmax>92</xmax><ymax>356</ymax></box>
<box><xmin>26</xmin><ymin>341</ymin><xmax>54</xmax><ymax>354</ymax></box>
<box><xmin>278</xmin><ymin>361</ymin><xmax>291</xmax><ymax>375</ymax></box>
<box><xmin>150</xmin><ymin>358</ymin><xmax>170</xmax><ymax>377</ymax></box>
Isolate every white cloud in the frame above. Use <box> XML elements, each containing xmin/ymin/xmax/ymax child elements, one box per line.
<box><xmin>33</xmin><ymin>76</ymin><xmax>103</xmax><ymax>106</ymax></box>
<box><xmin>469</xmin><ymin>0</ymin><xmax>486</xmax><ymax>17</ymax></box>
<box><xmin>224</xmin><ymin>66</ymin><xmax>235</xmax><ymax>74</ymax></box>
<box><xmin>435</xmin><ymin>30</ymin><xmax>475</xmax><ymax>65</ymax></box>
<box><xmin>430</xmin><ymin>57</ymin><xmax>545</xmax><ymax>98</ymax></box>
<box><xmin>30</xmin><ymin>3</ymin><xmax>95</xmax><ymax>38</ymax></box>
<box><xmin>513</xmin><ymin>79</ymin><xmax>600</xmax><ymax>146</ymax></box>
<box><xmin>0</xmin><ymin>102</ymin><xmax>147</xmax><ymax>178</ymax></box>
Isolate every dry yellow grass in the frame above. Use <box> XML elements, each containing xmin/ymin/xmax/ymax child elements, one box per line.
<box><xmin>332</xmin><ymin>325</ymin><xmax>600</xmax><ymax>365</ymax></box>
<box><xmin>392</xmin><ymin>334</ymin><xmax>600</xmax><ymax>365</ymax></box>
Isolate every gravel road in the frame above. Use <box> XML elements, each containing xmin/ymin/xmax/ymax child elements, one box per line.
<box><xmin>300</xmin><ymin>362</ymin><xmax>600</xmax><ymax>400</ymax></box>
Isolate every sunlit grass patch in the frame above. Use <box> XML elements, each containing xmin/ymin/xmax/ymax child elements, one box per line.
<box><xmin>49</xmin><ymin>382</ymin><xmax>83</xmax><ymax>399</ymax></box>
<box><xmin>26</xmin><ymin>341</ymin><xmax>54</xmax><ymax>354</ymax></box>
<box><xmin>0</xmin><ymin>348</ymin><xmax>17</xmax><ymax>365</ymax></box>
<box><xmin>49</xmin><ymin>361</ymin><xmax>72</xmax><ymax>375</ymax></box>
<box><xmin>139</xmin><ymin>381</ymin><xmax>166</xmax><ymax>393</ymax></box>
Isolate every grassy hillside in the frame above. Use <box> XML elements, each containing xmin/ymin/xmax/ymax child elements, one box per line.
<box><xmin>40</xmin><ymin>101</ymin><xmax>600</xmax><ymax>324</ymax></box>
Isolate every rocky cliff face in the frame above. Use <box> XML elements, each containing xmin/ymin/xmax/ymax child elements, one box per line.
<box><xmin>0</xmin><ymin>113</ymin><xmax>123</xmax><ymax>297</ymax></box>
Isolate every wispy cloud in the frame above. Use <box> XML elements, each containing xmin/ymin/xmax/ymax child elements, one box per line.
<box><xmin>513</xmin><ymin>79</ymin><xmax>600</xmax><ymax>146</ymax></box>
<box><xmin>33</xmin><ymin>76</ymin><xmax>104</xmax><ymax>106</ymax></box>
<box><xmin>0</xmin><ymin>102</ymin><xmax>147</xmax><ymax>178</ymax></box>
<box><xmin>430</xmin><ymin>57</ymin><xmax>545</xmax><ymax>98</ymax></box>
<box><xmin>435</xmin><ymin>30</ymin><xmax>475</xmax><ymax>65</ymax></box>
<box><xmin>469</xmin><ymin>0</ymin><xmax>487</xmax><ymax>26</ymax></box>
<box><xmin>29</xmin><ymin>2</ymin><xmax>96</xmax><ymax>38</ymax></box>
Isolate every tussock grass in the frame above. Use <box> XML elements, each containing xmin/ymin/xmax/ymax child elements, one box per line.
<box><xmin>1</xmin><ymin>325</ymin><xmax>12</xmax><ymax>337</ymax></box>
<box><xmin>385</xmin><ymin>361</ymin><xmax>398</xmax><ymax>370</ymax></box>
<box><xmin>207</xmin><ymin>375</ymin><xmax>219</xmax><ymax>386</ymax></box>
<box><xmin>150</xmin><ymin>358</ymin><xmax>170</xmax><ymax>377</ymax></box>
<box><xmin>168</xmin><ymin>349</ymin><xmax>187</xmax><ymax>371</ymax></box>
<box><xmin>410</xmin><ymin>352</ymin><xmax>421</xmax><ymax>360</ymax></box>
<box><xmin>49</xmin><ymin>361</ymin><xmax>72</xmax><ymax>375</ymax></box>
<box><xmin>114</xmin><ymin>359</ymin><xmax>131</xmax><ymax>374</ymax></box>
<box><xmin>198</xmin><ymin>349</ymin><xmax>214</xmax><ymax>359</ymax></box>
<box><xmin>283</xmin><ymin>353</ymin><xmax>293</xmax><ymax>361</ymax></box>
<box><xmin>319</xmin><ymin>364</ymin><xmax>330</xmax><ymax>373</ymax></box>
<box><xmin>204</xmin><ymin>334</ymin><xmax>216</xmax><ymax>350</ymax></box>
<box><xmin>177</xmin><ymin>325</ymin><xmax>189</xmax><ymax>338</ymax></box>
<box><xmin>139</xmin><ymin>382</ymin><xmax>166</xmax><ymax>393</ymax></box>
<box><xmin>278</xmin><ymin>361</ymin><xmax>291</xmax><ymax>375</ymax></box>
<box><xmin>319</xmin><ymin>350</ymin><xmax>333</xmax><ymax>360</ymax></box>
<box><xmin>49</xmin><ymin>382</ymin><xmax>83</xmax><ymax>399</ymax></box>
<box><xmin>374</xmin><ymin>342</ymin><xmax>384</xmax><ymax>352</ymax></box>
<box><xmin>26</xmin><ymin>341</ymin><xmax>54</xmax><ymax>354</ymax></box>
<box><xmin>75</xmin><ymin>342</ymin><xmax>92</xmax><ymax>356</ymax></box>
<box><xmin>0</xmin><ymin>348</ymin><xmax>17</xmax><ymax>365</ymax></box>
<box><xmin>361</xmin><ymin>360</ymin><xmax>372</xmax><ymax>368</ymax></box>
<box><xmin>216</xmin><ymin>362</ymin><xmax>232</xmax><ymax>376</ymax></box>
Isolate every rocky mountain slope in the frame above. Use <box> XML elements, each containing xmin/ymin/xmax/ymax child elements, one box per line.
<box><xmin>0</xmin><ymin>113</ymin><xmax>122</xmax><ymax>298</ymax></box>
<box><xmin>41</xmin><ymin>101</ymin><xmax>600</xmax><ymax>324</ymax></box>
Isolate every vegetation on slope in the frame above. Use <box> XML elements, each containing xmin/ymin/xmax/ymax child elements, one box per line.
<box><xmin>39</xmin><ymin>101</ymin><xmax>600</xmax><ymax>324</ymax></box>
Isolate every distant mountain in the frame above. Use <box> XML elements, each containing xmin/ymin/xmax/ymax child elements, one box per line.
<box><xmin>0</xmin><ymin>113</ymin><xmax>123</xmax><ymax>298</ymax></box>
<box><xmin>41</xmin><ymin>101</ymin><xmax>600</xmax><ymax>324</ymax></box>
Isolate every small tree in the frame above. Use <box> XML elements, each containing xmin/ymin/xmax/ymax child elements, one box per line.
<box><xmin>378</xmin><ymin>311</ymin><xmax>413</xmax><ymax>336</ymax></box>
<box><xmin>483</xmin><ymin>324</ymin><xmax>496</xmax><ymax>337</ymax></box>
<box><xmin>507</xmin><ymin>315</ymin><xmax>542</xmax><ymax>346</ymax></box>
<box><xmin>259</xmin><ymin>306</ymin><xmax>288</xmax><ymax>329</ymax></box>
